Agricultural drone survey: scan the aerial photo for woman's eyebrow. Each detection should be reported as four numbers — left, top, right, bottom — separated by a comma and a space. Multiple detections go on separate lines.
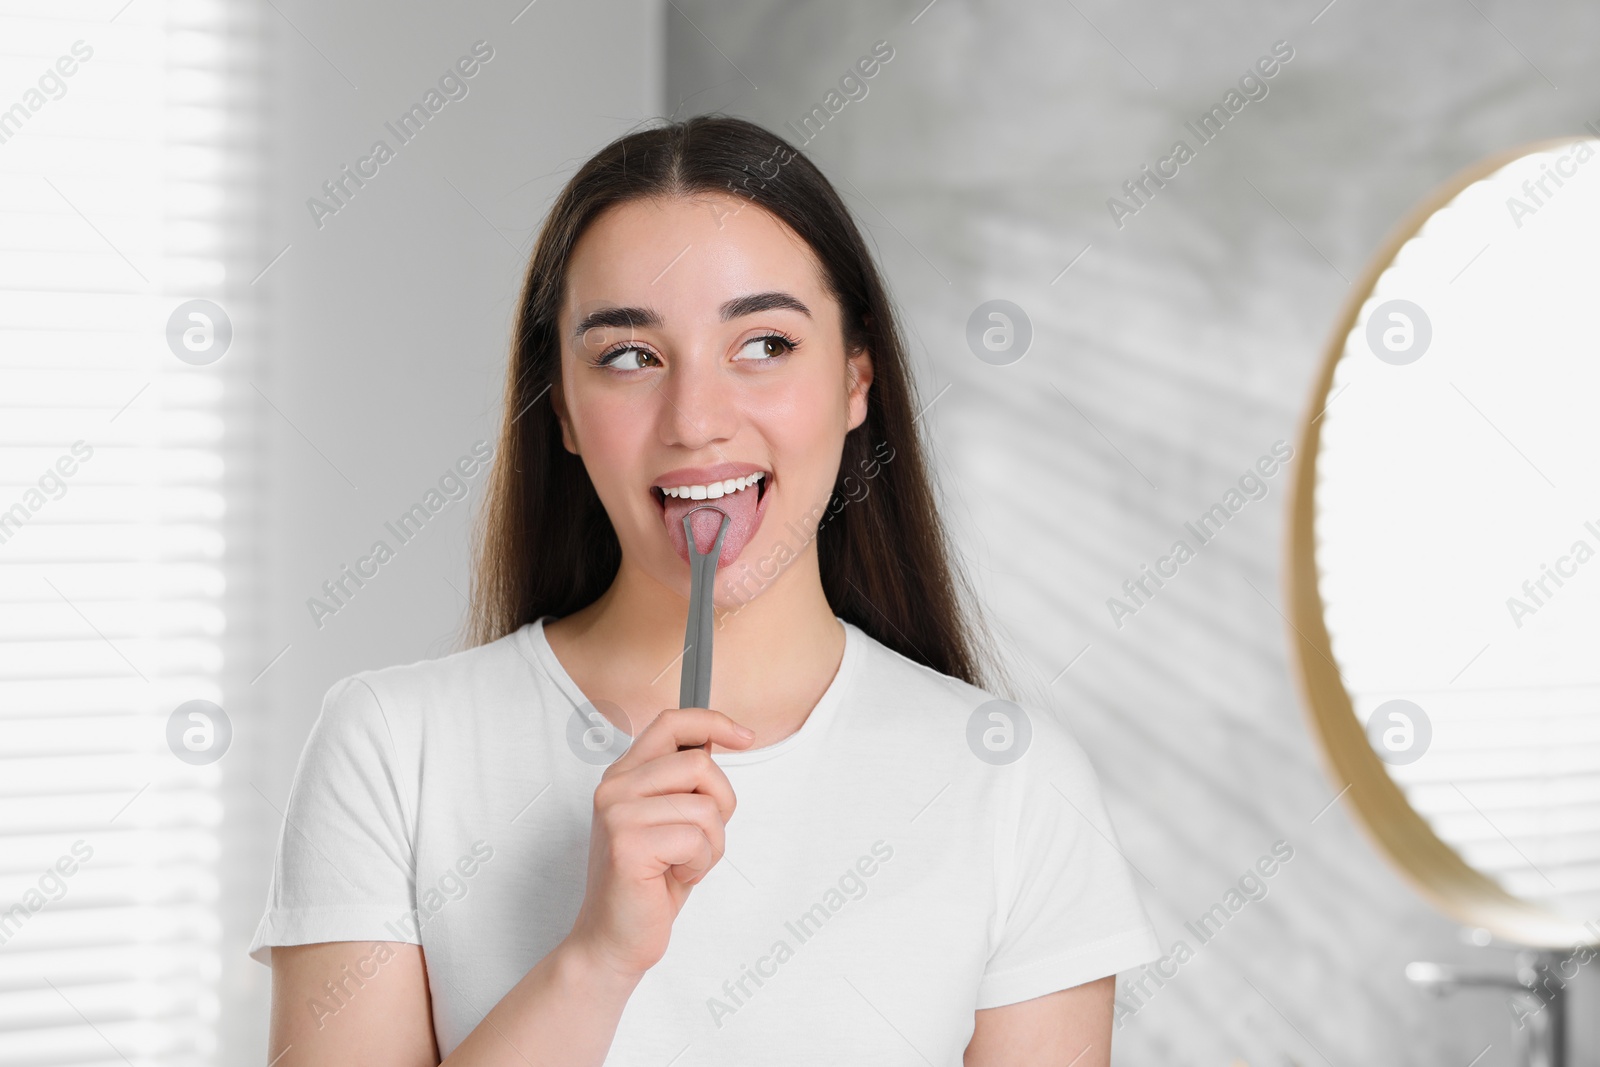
570, 290, 812, 342
721, 290, 812, 321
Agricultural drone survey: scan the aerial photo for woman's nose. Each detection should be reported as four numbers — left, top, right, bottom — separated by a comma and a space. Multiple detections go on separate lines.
656, 347, 738, 449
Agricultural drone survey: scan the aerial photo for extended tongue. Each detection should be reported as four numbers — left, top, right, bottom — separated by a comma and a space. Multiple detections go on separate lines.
663, 482, 759, 565
689, 507, 727, 555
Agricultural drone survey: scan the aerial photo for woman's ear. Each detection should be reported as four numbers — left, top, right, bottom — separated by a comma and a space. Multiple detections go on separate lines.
845, 347, 874, 432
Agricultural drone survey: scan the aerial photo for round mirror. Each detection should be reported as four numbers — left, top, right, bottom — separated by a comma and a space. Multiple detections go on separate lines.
1287, 134, 1600, 948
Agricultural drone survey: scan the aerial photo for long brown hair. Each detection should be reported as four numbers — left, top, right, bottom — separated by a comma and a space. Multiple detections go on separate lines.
466, 114, 996, 689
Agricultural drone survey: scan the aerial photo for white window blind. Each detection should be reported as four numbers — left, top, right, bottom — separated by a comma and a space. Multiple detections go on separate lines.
0, 2, 258, 1063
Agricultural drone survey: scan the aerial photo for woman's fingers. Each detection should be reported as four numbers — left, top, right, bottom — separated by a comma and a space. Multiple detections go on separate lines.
601, 745, 739, 824
607, 793, 726, 881
606, 707, 753, 772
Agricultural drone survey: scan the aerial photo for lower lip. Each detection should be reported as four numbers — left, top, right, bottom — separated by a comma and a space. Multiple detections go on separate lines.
658, 479, 772, 569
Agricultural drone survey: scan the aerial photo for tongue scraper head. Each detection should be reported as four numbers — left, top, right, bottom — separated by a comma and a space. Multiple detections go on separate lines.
678, 505, 730, 751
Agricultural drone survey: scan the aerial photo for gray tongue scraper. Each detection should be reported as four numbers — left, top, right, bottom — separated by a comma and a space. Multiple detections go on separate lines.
678, 505, 731, 753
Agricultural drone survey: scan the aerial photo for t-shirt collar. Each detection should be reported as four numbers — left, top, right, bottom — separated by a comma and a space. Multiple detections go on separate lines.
519, 614, 863, 766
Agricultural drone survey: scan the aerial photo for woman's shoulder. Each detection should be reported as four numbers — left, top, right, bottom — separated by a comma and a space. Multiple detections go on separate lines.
843, 621, 1094, 773
843, 619, 989, 706
312, 624, 537, 738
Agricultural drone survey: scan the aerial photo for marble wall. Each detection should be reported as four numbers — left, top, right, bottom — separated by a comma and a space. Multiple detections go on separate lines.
666, 1, 1599, 1063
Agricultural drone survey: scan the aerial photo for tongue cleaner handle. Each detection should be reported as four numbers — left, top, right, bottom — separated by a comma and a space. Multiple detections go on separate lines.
679, 506, 731, 751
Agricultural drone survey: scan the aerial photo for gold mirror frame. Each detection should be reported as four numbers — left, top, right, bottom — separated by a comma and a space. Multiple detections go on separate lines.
1284, 133, 1598, 950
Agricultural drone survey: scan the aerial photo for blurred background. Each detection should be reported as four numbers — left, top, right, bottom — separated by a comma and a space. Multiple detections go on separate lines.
2, 0, 1597, 1063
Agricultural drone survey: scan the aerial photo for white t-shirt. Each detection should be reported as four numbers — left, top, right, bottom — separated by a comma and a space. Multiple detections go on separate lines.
249, 616, 1160, 1064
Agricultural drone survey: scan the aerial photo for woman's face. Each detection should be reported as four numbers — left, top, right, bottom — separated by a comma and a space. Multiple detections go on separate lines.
555, 192, 873, 604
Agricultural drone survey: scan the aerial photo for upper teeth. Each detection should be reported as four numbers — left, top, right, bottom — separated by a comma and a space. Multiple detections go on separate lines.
661, 471, 765, 500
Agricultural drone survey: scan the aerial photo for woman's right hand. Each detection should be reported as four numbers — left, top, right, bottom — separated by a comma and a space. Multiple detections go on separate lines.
564, 706, 755, 982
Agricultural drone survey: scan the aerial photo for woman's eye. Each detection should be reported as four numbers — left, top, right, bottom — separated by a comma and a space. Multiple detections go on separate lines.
734, 334, 796, 362
600, 346, 658, 370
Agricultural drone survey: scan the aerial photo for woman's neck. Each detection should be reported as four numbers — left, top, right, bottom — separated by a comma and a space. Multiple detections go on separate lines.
542, 548, 846, 749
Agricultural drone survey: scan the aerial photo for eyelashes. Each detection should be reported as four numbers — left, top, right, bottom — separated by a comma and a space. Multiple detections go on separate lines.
590, 330, 802, 370
739, 330, 803, 361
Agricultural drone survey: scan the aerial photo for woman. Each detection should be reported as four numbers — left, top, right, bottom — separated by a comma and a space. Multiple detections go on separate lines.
251, 114, 1159, 1066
